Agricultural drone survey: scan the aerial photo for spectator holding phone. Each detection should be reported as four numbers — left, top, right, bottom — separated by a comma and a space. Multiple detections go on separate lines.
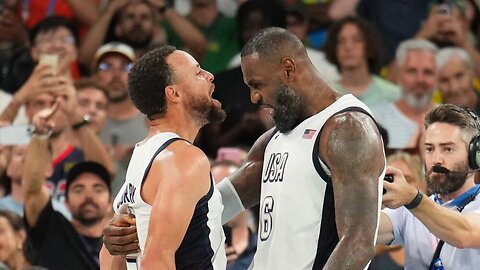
415, 0, 480, 78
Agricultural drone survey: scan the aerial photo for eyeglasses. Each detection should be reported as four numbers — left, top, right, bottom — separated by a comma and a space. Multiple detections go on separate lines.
98, 62, 133, 73
35, 35, 76, 46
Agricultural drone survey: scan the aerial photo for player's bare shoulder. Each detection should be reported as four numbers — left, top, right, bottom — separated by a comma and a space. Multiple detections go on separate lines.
152, 140, 211, 187
320, 111, 384, 177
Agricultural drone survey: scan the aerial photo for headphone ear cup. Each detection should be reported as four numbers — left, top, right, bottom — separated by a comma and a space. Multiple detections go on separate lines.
468, 134, 480, 170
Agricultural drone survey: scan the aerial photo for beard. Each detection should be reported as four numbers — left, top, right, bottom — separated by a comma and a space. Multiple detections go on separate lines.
107, 79, 129, 103
72, 199, 104, 226
273, 84, 303, 133
121, 25, 153, 49
187, 94, 226, 126
401, 91, 433, 110
426, 161, 469, 195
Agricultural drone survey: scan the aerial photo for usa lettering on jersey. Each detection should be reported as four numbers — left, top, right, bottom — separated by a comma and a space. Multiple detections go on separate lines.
116, 183, 137, 209
263, 153, 289, 183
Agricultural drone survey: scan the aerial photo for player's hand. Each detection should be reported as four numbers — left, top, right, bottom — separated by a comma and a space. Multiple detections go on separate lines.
225, 246, 238, 264
103, 212, 140, 255
382, 166, 419, 209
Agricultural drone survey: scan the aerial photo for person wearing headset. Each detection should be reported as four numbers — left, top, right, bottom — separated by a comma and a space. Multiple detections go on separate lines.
379, 103, 480, 270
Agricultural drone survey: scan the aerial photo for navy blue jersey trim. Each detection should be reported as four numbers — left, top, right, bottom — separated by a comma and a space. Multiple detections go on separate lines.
140, 137, 187, 187
195, 174, 215, 207
312, 184, 338, 269
312, 106, 375, 185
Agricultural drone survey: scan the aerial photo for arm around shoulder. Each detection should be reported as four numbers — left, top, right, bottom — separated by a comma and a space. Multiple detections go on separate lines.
220, 127, 275, 214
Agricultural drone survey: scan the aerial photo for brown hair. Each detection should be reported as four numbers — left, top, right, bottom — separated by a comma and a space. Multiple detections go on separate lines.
324, 16, 382, 72
74, 78, 109, 100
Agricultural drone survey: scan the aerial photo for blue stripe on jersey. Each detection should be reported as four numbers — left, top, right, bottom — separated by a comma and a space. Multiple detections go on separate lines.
311, 106, 374, 269
175, 176, 215, 270
140, 137, 187, 186
312, 183, 338, 269
139, 137, 216, 269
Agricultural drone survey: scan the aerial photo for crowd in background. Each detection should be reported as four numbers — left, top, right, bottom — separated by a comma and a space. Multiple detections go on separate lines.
0, 0, 479, 269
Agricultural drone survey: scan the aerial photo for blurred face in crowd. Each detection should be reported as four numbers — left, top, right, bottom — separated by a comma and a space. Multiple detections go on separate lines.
31, 26, 77, 74
95, 53, 131, 103
438, 57, 475, 106
76, 87, 108, 134
336, 23, 367, 71
388, 157, 427, 194
424, 122, 469, 195
398, 50, 437, 109
115, 1, 154, 49
66, 174, 110, 227
191, 0, 215, 8
5, 145, 26, 183
241, 10, 268, 45
0, 215, 26, 267
286, 13, 308, 42
25, 93, 68, 133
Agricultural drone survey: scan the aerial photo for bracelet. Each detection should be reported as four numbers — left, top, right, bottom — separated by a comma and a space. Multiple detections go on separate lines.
72, 115, 90, 130
28, 126, 53, 140
404, 190, 424, 210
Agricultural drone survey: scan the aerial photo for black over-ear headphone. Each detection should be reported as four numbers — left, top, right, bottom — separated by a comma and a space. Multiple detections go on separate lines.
462, 106, 480, 170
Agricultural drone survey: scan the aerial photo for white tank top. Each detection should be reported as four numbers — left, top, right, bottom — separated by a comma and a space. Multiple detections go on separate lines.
113, 132, 226, 270
251, 94, 385, 270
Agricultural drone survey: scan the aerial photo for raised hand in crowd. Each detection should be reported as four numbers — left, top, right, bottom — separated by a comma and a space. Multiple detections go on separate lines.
0, 64, 63, 123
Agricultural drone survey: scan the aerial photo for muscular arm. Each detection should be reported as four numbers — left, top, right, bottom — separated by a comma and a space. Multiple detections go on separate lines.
140, 142, 212, 269
321, 112, 385, 270
230, 129, 274, 207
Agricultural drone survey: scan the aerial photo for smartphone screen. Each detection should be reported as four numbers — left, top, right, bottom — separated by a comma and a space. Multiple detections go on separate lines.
0, 125, 31, 145
39, 53, 59, 73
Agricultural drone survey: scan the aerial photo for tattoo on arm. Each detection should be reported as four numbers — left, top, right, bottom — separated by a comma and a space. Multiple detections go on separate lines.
321, 112, 384, 269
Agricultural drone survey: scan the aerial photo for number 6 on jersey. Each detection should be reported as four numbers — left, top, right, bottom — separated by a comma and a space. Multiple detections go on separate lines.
260, 196, 274, 241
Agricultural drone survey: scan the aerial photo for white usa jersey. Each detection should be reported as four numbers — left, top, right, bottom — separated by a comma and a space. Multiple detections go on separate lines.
113, 132, 226, 270
251, 94, 384, 270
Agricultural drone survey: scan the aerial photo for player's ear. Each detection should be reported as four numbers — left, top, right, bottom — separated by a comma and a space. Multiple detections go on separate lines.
165, 85, 181, 104
281, 58, 295, 81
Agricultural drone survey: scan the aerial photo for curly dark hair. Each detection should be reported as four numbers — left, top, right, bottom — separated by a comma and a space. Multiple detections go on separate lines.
324, 16, 383, 72
128, 45, 176, 119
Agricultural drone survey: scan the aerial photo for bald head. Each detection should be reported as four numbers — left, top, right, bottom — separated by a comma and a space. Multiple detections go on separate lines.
241, 27, 308, 63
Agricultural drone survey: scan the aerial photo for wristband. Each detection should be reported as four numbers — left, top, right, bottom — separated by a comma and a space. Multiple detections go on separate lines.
217, 178, 245, 224
72, 115, 90, 130
405, 190, 423, 210
28, 126, 52, 140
